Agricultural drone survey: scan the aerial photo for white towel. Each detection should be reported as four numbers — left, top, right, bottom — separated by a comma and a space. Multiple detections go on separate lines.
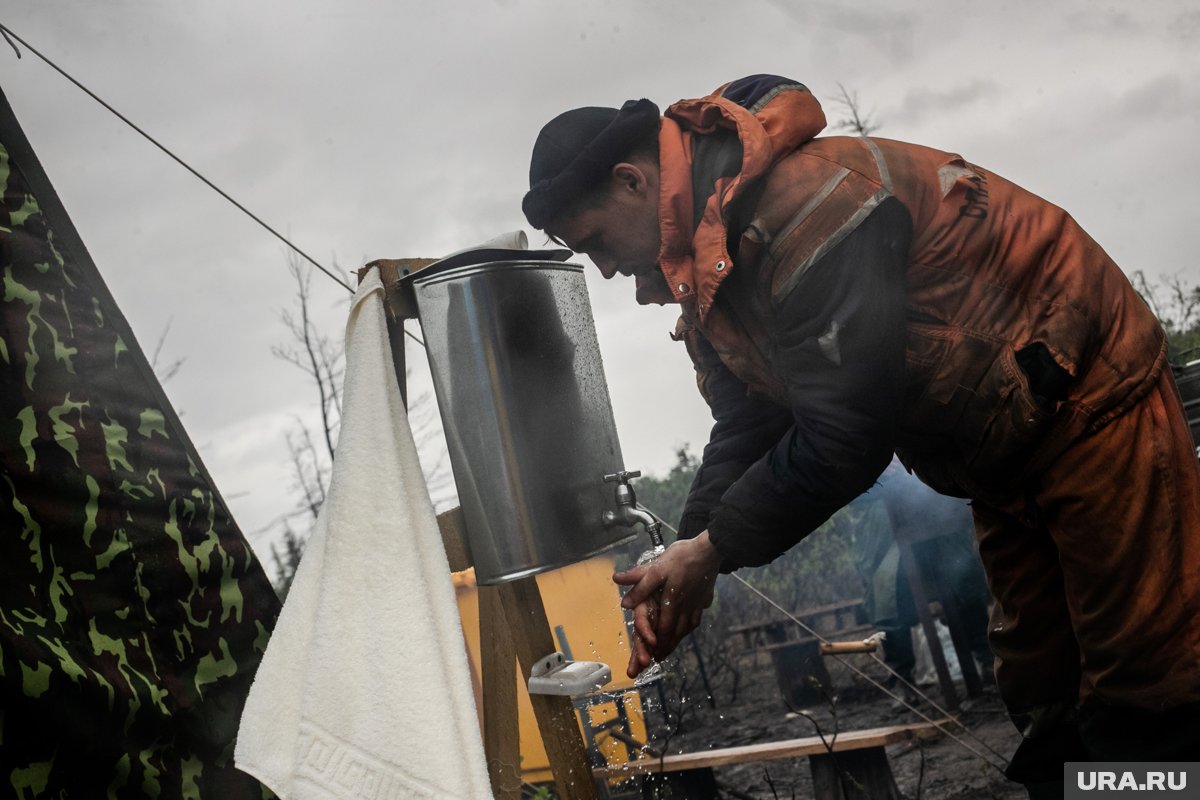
236, 269, 493, 800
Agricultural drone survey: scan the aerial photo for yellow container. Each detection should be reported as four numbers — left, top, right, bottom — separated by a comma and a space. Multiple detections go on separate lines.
452, 554, 650, 786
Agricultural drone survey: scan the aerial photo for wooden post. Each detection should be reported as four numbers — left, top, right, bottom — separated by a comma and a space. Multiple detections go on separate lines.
363, 257, 437, 409
498, 576, 599, 800
896, 540, 959, 711
480, 586, 521, 799
767, 637, 833, 709
434, 497, 598, 796
809, 748, 902, 800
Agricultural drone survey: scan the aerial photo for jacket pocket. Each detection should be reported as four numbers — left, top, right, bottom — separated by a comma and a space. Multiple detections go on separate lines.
961, 345, 1058, 483
899, 320, 1061, 489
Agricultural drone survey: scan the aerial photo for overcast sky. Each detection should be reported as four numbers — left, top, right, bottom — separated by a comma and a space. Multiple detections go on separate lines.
3, 1, 1198, 562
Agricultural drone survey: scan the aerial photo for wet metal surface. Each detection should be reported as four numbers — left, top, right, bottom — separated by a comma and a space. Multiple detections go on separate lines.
413, 260, 631, 584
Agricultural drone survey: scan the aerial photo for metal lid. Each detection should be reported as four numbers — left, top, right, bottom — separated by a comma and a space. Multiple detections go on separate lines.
402, 244, 573, 286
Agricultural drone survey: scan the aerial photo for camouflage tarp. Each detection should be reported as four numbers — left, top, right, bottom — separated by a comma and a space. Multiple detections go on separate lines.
0, 86, 280, 797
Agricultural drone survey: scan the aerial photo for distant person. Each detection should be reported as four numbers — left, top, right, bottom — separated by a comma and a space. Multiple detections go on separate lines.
520, 74, 1200, 795
871, 462, 994, 681
846, 462, 993, 707
841, 491, 920, 702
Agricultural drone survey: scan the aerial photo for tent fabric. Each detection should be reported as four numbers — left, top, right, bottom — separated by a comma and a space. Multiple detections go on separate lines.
0, 86, 280, 798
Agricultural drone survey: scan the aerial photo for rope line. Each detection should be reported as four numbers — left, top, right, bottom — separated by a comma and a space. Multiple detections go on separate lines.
404, 324, 425, 347
643, 509, 1010, 774
0, 22, 354, 295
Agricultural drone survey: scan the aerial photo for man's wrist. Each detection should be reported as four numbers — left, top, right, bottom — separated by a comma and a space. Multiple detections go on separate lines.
693, 530, 724, 573
696, 526, 740, 574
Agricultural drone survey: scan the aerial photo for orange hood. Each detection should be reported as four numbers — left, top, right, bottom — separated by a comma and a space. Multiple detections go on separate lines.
653, 78, 826, 320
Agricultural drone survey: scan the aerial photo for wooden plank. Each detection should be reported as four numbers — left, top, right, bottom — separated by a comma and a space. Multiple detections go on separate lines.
383, 312, 409, 408
819, 639, 879, 656
498, 576, 598, 800
791, 598, 867, 619
756, 624, 877, 654
591, 721, 944, 778
480, 586, 521, 800
727, 620, 787, 635
436, 506, 472, 572
359, 261, 437, 411
361, 257, 437, 321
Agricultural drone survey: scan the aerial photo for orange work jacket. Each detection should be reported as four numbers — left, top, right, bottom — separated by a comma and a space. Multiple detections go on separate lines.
657, 80, 1165, 500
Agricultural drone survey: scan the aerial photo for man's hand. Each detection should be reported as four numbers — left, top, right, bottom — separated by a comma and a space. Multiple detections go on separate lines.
613, 531, 722, 678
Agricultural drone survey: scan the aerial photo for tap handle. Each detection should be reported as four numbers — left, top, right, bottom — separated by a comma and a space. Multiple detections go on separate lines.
603, 470, 642, 484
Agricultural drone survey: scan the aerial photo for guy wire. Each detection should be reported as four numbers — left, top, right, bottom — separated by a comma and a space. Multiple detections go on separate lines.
644, 510, 1010, 774
0, 22, 355, 295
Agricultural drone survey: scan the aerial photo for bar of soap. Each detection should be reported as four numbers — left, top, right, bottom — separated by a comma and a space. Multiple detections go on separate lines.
527, 652, 612, 696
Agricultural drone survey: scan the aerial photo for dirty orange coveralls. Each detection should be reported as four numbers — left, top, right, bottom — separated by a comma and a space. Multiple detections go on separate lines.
654, 77, 1200, 753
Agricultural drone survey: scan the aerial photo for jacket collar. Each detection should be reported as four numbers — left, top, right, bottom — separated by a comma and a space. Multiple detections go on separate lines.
649, 82, 826, 322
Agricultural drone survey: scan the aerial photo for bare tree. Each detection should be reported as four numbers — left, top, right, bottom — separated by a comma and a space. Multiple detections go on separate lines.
262, 254, 345, 590
271, 251, 345, 464
267, 253, 456, 592
1132, 271, 1200, 338
270, 525, 306, 601
828, 83, 881, 138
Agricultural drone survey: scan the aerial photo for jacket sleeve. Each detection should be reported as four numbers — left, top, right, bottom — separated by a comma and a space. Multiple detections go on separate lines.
700, 197, 912, 569
676, 330, 793, 542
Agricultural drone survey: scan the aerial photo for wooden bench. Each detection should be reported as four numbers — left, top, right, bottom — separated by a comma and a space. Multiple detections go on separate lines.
593, 721, 944, 800
727, 598, 867, 651
756, 624, 880, 656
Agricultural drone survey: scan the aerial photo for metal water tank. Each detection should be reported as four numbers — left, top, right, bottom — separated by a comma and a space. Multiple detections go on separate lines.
409, 251, 632, 584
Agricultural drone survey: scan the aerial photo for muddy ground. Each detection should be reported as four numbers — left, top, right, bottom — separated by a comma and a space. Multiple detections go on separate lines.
609, 646, 1026, 800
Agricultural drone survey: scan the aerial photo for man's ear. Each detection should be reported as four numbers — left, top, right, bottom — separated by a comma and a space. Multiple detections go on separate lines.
610, 162, 650, 196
